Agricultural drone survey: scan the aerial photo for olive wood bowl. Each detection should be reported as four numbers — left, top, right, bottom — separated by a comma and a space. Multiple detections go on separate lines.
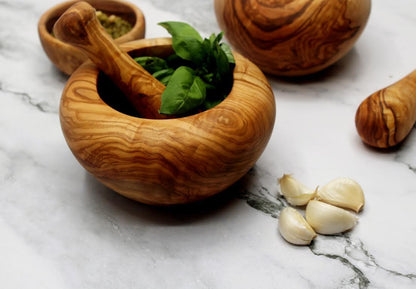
60, 38, 276, 205
38, 0, 145, 75
215, 0, 371, 76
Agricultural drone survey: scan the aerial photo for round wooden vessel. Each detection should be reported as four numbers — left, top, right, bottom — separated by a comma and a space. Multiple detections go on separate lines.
60, 38, 276, 205
215, 0, 371, 76
38, 0, 145, 75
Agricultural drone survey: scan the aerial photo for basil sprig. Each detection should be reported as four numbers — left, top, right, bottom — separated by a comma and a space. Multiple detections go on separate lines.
134, 21, 235, 115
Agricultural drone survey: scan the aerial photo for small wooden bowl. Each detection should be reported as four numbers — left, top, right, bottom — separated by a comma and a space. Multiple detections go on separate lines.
38, 0, 145, 75
60, 38, 276, 205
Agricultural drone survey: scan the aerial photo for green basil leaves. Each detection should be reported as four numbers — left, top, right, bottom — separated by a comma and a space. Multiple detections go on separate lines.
160, 66, 206, 115
159, 21, 205, 65
134, 21, 235, 116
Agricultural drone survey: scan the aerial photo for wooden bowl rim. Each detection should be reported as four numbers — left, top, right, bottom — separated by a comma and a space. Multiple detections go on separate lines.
66, 37, 273, 124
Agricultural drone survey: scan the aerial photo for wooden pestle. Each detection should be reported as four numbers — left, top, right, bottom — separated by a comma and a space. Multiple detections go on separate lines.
53, 1, 166, 119
355, 70, 416, 148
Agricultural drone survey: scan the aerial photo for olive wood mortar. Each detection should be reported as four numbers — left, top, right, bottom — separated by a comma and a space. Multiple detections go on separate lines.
55, 4, 276, 205
214, 0, 371, 76
38, 0, 145, 75
355, 70, 416, 148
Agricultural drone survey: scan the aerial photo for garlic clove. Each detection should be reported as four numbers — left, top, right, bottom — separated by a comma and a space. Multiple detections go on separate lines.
278, 174, 317, 206
317, 177, 365, 212
278, 207, 317, 245
305, 200, 358, 235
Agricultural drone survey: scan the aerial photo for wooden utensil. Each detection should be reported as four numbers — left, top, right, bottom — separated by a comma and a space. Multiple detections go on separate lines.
38, 0, 145, 75
355, 70, 416, 148
56, 4, 276, 205
53, 1, 164, 118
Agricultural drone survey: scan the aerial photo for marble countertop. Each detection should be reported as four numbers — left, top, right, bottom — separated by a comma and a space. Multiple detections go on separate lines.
1, 0, 416, 288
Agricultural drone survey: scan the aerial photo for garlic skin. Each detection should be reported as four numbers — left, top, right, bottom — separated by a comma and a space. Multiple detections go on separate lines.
305, 200, 358, 235
317, 177, 365, 212
278, 207, 317, 245
278, 174, 317, 206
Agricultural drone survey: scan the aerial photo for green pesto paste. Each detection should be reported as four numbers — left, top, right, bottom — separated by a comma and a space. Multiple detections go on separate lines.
95, 10, 132, 39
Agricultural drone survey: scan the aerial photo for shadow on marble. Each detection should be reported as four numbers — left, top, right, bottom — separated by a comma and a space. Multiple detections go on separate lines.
358, 127, 416, 154
268, 47, 361, 85
83, 172, 243, 225
53, 67, 70, 82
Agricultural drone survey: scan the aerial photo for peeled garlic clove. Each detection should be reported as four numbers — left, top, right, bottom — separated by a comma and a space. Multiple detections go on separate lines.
278, 174, 317, 206
317, 177, 365, 212
305, 200, 358, 235
278, 207, 317, 245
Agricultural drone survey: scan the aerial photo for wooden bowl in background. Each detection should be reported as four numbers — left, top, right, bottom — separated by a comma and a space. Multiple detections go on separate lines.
214, 0, 371, 76
59, 38, 276, 205
38, 0, 145, 75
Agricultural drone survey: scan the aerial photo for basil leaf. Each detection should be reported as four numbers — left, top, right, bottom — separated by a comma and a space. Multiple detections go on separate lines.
159, 21, 205, 65
213, 32, 224, 45
214, 42, 231, 83
209, 33, 217, 44
158, 21, 203, 42
166, 53, 190, 68
220, 42, 235, 66
202, 72, 214, 83
152, 68, 174, 86
159, 66, 206, 115
134, 56, 168, 74
202, 33, 220, 67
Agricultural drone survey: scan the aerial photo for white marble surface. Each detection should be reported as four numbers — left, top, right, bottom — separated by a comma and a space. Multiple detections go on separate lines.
1, 0, 416, 288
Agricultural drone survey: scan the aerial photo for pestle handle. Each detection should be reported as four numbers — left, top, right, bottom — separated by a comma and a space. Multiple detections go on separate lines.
53, 1, 166, 119
355, 70, 416, 148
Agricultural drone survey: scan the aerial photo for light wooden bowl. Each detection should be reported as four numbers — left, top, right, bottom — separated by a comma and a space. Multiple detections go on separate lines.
38, 0, 145, 75
60, 38, 276, 205
214, 0, 371, 76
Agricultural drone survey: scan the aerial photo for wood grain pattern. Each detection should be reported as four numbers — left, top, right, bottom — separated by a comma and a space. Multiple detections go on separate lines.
53, 1, 164, 119
355, 70, 416, 148
214, 0, 371, 76
38, 0, 145, 75
60, 38, 276, 205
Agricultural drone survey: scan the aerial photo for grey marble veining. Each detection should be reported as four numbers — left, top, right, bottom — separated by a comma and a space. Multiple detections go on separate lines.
239, 167, 416, 288
1, 0, 416, 288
